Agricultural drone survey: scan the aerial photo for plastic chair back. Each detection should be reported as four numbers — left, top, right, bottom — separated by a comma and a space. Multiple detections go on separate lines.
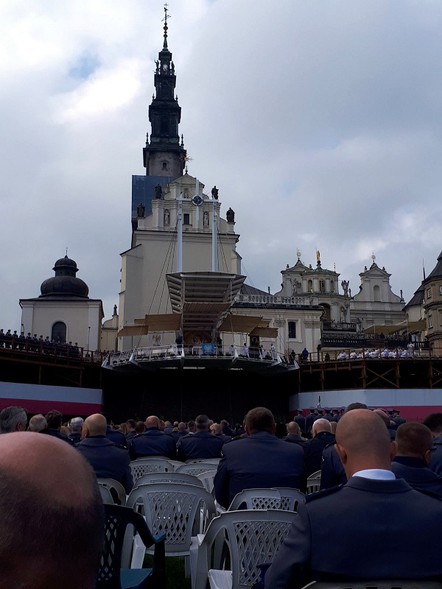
97, 478, 127, 505
96, 504, 166, 589
134, 471, 204, 488
98, 484, 115, 504
271, 487, 306, 512
126, 482, 217, 557
129, 457, 175, 483
192, 509, 297, 589
228, 488, 282, 510
306, 469, 322, 493
197, 469, 217, 494
176, 462, 219, 477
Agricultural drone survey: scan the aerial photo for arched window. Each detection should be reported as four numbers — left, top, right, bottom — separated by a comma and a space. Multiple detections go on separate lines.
373, 285, 381, 302
52, 322, 66, 344
308, 279, 313, 292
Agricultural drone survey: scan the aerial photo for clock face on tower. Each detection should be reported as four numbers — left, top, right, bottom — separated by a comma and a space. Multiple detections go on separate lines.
192, 195, 203, 206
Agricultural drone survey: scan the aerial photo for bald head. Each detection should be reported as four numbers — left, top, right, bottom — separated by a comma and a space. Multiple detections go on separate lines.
145, 415, 161, 429
0, 432, 103, 588
83, 413, 107, 437
312, 418, 332, 436
335, 409, 394, 477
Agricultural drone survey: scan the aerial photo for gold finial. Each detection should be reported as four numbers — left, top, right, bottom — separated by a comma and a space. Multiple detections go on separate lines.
371, 252, 376, 263
296, 248, 301, 260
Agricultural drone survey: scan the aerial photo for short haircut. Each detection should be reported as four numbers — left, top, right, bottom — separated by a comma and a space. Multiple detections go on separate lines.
396, 422, 433, 456
0, 406, 27, 433
345, 402, 368, 412
245, 407, 275, 434
45, 409, 63, 429
195, 414, 210, 429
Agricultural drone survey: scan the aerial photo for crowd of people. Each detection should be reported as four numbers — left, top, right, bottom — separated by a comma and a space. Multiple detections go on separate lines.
0, 328, 83, 358
1, 402, 442, 587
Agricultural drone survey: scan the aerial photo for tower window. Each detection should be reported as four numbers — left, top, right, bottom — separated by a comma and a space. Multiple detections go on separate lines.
183, 213, 190, 225
162, 161, 168, 171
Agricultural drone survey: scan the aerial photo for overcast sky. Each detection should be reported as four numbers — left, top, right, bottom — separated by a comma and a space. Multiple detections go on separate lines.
1, 0, 442, 331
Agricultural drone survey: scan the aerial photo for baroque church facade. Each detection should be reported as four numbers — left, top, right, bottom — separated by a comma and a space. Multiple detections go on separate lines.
19, 9, 442, 359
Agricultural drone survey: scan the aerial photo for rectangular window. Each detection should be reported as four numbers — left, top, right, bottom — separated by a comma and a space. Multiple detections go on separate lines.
427, 288, 432, 299
183, 213, 190, 225
288, 321, 297, 339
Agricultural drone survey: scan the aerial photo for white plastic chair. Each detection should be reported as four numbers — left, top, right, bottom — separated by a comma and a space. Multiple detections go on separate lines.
191, 509, 298, 589
98, 484, 115, 504
306, 469, 322, 493
126, 481, 217, 576
176, 462, 220, 477
272, 487, 306, 512
129, 457, 176, 483
228, 488, 282, 511
227, 487, 305, 512
196, 469, 217, 494
134, 471, 204, 488
97, 478, 127, 506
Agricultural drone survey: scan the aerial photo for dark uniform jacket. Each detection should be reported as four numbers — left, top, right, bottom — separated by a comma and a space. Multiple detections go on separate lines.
76, 435, 133, 493
303, 431, 335, 476
392, 456, 442, 498
129, 427, 177, 460
214, 431, 306, 509
265, 476, 442, 589
176, 431, 224, 461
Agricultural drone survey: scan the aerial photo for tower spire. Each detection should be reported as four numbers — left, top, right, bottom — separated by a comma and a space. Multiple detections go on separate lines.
162, 3, 170, 50
142, 4, 186, 178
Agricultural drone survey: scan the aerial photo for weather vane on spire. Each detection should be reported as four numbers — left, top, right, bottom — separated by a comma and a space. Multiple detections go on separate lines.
162, 3, 171, 48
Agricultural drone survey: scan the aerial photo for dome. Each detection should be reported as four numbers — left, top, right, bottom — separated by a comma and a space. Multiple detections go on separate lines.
39, 255, 89, 298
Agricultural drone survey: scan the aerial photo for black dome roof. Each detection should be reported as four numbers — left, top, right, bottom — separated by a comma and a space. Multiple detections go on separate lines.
40, 255, 89, 298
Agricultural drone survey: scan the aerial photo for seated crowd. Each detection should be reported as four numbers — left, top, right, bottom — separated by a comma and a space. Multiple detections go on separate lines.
1, 402, 442, 587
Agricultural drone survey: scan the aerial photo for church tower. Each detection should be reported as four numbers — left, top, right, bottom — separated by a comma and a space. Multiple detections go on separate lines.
143, 5, 186, 178
131, 5, 187, 232
119, 10, 241, 351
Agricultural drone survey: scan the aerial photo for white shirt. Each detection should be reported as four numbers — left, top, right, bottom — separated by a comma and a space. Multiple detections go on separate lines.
353, 469, 395, 480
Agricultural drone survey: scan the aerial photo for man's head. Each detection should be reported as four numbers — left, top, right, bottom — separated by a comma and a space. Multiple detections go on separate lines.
373, 408, 392, 428
83, 413, 107, 437
69, 417, 84, 433
45, 410, 63, 430
286, 421, 301, 436
395, 422, 433, 464
423, 413, 442, 437
145, 415, 161, 429
335, 408, 395, 478
311, 418, 332, 437
195, 414, 210, 431
28, 414, 48, 433
0, 432, 104, 588
210, 422, 223, 436
0, 406, 28, 433
244, 407, 276, 435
